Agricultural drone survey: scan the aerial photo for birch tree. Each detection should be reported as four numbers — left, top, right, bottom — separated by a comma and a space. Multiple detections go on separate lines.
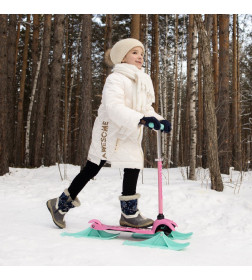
151, 14, 159, 112
143, 14, 150, 166
144, 14, 149, 73
172, 14, 179, 166
167, 15, 178, 168
184, 14, 193, 170
162, 14, 169, 166
175, 15, 186, 166
188, 15, 197, 180
197, 19, 203, 168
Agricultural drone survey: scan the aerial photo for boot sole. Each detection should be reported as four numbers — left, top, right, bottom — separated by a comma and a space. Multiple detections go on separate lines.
120, 220, 153, 228
46, 201, 65, 229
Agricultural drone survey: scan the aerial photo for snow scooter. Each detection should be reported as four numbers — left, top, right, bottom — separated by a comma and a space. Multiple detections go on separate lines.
62, 123, 193, 250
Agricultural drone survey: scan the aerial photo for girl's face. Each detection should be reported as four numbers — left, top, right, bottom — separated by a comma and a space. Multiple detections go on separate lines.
122, 46, 144, 69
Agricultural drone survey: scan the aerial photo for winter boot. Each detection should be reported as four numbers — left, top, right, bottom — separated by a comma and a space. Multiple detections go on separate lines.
119, 193, 154, 228
46, 189, 81, 229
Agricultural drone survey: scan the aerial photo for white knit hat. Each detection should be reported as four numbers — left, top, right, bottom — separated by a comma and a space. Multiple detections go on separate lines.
107, 38, 144, 66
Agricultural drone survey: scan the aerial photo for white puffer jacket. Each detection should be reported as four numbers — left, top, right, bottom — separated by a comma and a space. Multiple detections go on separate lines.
87, 64, 163, 169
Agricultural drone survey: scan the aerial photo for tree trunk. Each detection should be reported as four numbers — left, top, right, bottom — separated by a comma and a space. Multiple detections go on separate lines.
103, 14, 113, 82
44, 14, 65, 166
69, 21, 82, 165
143, 14, 150, 167
149, 14, 159, 166
14, 15, 21, 81
7, 14, 17, 166
168, 14, 178, 168
197, 23, 203, 168
172, 14, 179, 167
144, 14, 149, 73
236, 17, 242, 170
29, 14, 40, 165
77, 14, 92, 168
0, 14, 9, 175
217, 14, 230, 174
32, 15, 40, 83
151, 14, 159, 112
184, 14, 193, 171
140, 14, 146, 45
33, 15, 52, 167
232, 14, 242, 171
176, 15, 186, 167
131, 14, 140, 39
212, 14, 219, 106
195, 14, 224, 192
162, 14, 169, 167
189, 15, 197, 180
73, 69, 81, 164
64, 15, 69, 172
25, 26, 43, 166
15, 14, 30, 166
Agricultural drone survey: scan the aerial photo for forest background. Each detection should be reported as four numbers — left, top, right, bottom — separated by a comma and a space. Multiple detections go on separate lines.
0, 6, 252, 191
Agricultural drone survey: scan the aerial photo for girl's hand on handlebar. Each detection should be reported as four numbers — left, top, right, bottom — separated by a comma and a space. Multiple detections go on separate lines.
139, 117, 161, 130
160, 120, 171, 133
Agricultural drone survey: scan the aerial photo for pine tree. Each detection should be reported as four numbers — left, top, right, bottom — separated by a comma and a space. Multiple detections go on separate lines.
33, 15, 52, 167
7, 14, 17, 166
44, 15, 65, 166
77, 14, 93, 168
15, 15, 30, 166
0, 14, 9, 175
195, 14, 224, 191
131, 14, 140, 39
217, 14, 230, 174
232, 14, 242, 171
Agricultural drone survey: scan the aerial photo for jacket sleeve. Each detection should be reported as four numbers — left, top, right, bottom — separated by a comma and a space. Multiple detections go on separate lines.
103, 73, 144, 129
143, 74, 164, 121
144, 104, 164, 121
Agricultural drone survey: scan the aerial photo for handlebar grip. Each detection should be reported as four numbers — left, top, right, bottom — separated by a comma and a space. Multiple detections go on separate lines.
148, 122, 164, 130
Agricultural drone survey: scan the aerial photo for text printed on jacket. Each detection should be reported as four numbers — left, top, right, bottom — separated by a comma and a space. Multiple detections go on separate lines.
101, 121, 108, 159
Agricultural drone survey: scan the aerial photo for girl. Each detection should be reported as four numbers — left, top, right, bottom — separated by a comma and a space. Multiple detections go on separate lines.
47, 38, 171, 229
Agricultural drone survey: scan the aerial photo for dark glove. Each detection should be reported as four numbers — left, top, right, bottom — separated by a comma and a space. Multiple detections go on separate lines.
160, 119, 171, 133
139, 116, 161, 130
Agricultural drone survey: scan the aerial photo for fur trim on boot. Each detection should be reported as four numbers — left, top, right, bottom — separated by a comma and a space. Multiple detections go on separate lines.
119, 193, 153, 228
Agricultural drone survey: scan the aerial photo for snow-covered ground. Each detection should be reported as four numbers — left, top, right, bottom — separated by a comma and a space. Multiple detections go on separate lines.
0, 164, 252, 271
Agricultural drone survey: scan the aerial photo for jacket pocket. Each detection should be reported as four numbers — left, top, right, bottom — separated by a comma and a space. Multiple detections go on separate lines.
115, 139, 120, 151
117, 126, 130, 140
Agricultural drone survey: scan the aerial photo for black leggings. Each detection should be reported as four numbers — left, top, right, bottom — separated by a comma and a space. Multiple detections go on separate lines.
68, 160, 140, 199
